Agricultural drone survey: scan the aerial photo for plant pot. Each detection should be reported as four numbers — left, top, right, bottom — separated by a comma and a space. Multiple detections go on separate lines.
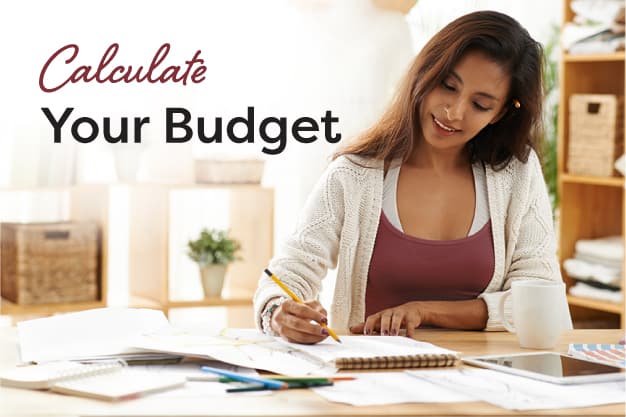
199, 264, 227, 298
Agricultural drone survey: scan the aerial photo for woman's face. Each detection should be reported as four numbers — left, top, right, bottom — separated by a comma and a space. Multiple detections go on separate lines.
419, 50, 511, 153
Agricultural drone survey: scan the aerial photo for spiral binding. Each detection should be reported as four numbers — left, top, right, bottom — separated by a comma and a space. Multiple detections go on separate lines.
335, 353, 458, 370
52, 360, 127, 383
0, 359, 129, 390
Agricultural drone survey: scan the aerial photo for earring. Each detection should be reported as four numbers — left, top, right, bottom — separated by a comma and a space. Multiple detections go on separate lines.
513, 99, 521, 109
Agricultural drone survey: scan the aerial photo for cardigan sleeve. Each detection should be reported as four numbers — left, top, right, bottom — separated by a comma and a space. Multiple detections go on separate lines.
253, 161, 346, 330
480, 153, 573, 331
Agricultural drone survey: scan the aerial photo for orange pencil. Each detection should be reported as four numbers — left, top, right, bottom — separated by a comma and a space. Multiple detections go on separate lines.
264, 269, 342, 343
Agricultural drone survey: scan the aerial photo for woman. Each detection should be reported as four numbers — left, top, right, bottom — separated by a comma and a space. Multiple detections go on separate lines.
254, 10, 571, 344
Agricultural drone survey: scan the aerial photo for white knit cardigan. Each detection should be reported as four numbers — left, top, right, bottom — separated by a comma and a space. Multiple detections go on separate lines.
254, 151, 572, 333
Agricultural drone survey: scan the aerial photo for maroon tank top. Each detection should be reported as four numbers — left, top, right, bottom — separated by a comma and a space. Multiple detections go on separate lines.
365, 212, 494, 317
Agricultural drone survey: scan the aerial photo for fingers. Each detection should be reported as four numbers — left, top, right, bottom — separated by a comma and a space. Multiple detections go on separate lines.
363, 313, 380, 335
279, 325, 328, 344
390, 313, 404, 336
284, 300, 327, 325
403, 306, 423, 339
379, 310, 393, 336
405, 317, 420, 339
349, 322, 364, 334
362, 310, 395, 335
379, 310, 405, 336
271, 300, 328, 344
305, 300, 328, 318
358, 303, 424, 337
272, 300, 424, 343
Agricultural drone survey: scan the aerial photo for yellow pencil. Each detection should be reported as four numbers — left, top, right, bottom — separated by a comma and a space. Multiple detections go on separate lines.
264, 268, 341, 343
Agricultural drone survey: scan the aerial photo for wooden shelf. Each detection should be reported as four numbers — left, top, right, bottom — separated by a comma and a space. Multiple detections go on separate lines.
563, 52, 625, 62
130, 295, 254, 311
566, 295, 623, 314
129, 296, 253, 310
128, 295, 165, 311
166, 298, 253, 309
560, 174, 625, 187
0, 298, 106, 315
558, 0, 625, 329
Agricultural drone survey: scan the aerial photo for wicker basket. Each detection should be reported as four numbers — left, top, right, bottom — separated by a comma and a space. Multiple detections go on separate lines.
194, 159, 265, 184
568, 94, 624, 177
0, 222, 100, 305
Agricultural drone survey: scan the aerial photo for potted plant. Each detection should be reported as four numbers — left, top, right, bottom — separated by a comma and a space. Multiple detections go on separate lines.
186, 228, 241, 298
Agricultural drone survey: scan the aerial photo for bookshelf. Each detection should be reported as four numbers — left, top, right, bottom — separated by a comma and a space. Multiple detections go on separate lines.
557, 0, 625, 328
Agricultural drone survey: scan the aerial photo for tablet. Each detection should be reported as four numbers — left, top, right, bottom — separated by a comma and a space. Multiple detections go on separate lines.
462, 352, 625, 384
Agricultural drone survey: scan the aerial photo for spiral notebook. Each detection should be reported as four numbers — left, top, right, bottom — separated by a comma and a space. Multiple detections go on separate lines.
282, 335, 459, 370
132, 329, 459, 375
0, 361, 185, 401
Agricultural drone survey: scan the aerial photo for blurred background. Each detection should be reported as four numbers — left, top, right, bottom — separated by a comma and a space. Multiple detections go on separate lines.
0, 0, 623, 330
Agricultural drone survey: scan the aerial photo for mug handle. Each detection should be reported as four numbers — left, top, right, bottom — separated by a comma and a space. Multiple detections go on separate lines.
498, 291, 516, 333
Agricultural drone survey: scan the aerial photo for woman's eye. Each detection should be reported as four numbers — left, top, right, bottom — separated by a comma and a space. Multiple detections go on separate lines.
442, 82, 455, 91
473, 102, 490, 112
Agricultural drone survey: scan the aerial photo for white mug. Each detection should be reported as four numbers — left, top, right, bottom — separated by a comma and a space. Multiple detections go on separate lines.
498, 280, 568, 349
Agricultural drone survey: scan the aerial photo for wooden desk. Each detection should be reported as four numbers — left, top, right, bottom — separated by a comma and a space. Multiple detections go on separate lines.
0, 327, 623, 417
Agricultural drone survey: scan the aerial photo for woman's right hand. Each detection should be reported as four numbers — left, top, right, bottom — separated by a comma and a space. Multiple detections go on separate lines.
271, 300, 329, 344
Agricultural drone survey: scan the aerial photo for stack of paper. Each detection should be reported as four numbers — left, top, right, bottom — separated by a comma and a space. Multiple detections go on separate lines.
407, 368, 625, 411
17, 308, 174, 363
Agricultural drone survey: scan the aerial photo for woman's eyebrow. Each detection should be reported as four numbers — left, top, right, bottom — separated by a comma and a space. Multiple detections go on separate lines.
449, 71, 501, 101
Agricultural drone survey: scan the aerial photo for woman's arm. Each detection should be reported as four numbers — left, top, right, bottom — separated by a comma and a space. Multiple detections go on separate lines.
350, 299, 488, 338
253, 160, 348, 338
479, 152, 572, 330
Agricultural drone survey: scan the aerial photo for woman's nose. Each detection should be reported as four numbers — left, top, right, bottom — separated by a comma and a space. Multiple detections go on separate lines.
445, 101, 464, 121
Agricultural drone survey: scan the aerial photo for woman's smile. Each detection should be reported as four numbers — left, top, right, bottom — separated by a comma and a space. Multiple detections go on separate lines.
432, 115, 460, 135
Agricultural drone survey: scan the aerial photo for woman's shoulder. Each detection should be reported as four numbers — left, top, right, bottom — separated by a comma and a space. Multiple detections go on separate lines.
488, 148, 543, 181
327, 154, 384, 178
315, 155, 384, 199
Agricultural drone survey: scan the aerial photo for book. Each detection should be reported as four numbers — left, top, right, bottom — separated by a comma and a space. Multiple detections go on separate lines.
0, 361, 185, 401
568, 343, 625, 368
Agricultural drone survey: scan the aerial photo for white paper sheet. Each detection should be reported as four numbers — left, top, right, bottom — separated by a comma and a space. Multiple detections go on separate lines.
17, 308, 170, 363
151, 381, 273, 398
130, 360, 258, 381
133, 329, 458, 376
127, 361, 269, 398
281, 335, 457, 362
408, 368, 626, 410
133, 328, 337, 375
312, 372, 472, 406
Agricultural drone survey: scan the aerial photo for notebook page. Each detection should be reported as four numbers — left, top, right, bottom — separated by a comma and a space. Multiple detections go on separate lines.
278, 336, 457, 363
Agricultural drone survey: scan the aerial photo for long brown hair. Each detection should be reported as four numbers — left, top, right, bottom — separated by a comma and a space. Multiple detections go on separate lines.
334, 10, 544, 170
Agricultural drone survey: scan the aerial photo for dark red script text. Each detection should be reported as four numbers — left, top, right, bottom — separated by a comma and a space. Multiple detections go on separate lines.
39, 43, 207, 93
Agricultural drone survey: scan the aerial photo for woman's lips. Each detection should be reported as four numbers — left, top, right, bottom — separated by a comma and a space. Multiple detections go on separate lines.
432, 115, 459, 136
